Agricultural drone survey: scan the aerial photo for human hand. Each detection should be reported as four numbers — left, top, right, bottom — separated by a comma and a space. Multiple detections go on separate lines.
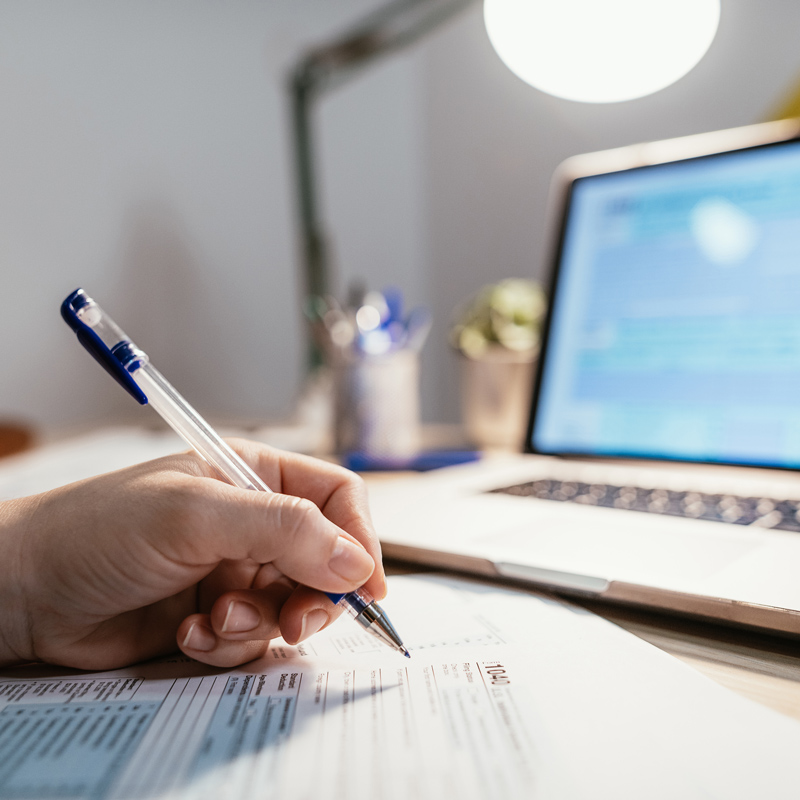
0, 439, 386, 670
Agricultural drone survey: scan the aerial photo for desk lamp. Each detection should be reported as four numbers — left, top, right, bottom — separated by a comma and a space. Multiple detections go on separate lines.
290, 0, 721, 368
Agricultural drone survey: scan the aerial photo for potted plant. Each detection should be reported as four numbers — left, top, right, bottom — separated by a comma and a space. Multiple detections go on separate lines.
451, 279, 547, 448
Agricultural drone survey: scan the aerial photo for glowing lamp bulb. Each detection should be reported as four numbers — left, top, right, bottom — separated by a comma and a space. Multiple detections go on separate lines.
484, 0, 721, 103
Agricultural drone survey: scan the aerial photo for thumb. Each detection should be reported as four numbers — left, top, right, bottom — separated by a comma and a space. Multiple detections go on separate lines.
170, 477, 376, 594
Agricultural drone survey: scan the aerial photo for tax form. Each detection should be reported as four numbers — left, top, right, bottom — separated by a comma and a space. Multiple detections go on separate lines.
2, 574, 800, 800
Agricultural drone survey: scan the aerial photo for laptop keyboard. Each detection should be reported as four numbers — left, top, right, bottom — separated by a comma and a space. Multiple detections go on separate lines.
490, 479, 800, 533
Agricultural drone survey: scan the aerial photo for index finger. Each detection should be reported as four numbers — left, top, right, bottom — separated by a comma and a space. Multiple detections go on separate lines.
226, 439, 388, 600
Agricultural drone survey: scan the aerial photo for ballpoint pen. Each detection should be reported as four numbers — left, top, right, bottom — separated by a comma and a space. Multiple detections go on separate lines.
61, 288, 410, 658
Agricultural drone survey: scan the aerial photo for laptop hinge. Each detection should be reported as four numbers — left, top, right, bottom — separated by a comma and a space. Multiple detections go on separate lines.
494, 562, 610, 595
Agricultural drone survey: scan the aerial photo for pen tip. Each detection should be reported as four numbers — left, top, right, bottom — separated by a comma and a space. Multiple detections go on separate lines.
402, 648, 411, 659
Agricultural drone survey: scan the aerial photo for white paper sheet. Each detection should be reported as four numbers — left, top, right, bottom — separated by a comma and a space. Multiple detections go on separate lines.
2, 574, 799, 800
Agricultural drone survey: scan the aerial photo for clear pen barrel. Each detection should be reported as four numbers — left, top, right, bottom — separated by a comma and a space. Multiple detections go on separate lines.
131, 362, 269, 493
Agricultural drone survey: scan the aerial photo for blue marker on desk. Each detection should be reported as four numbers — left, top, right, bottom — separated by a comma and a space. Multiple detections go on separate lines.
61, 288, 410, 658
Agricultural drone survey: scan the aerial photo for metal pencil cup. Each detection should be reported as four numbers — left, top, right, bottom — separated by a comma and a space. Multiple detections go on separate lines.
460, 348, 537, 449
332, 349, 421, 458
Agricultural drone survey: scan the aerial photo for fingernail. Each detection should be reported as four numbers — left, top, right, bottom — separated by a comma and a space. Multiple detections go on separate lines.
182, 622, 215, 652
222, 601, 261, 633
299, 609, 330, 641
328, 537, 373, 581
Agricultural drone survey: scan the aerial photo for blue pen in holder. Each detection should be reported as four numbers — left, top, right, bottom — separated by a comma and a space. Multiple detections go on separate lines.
311, 288, 429, 459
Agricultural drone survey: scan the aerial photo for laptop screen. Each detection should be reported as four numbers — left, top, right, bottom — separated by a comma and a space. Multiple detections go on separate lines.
531, 137, 800, 468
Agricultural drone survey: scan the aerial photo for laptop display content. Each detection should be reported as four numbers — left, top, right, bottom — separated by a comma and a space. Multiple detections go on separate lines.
532, 137, 800, 468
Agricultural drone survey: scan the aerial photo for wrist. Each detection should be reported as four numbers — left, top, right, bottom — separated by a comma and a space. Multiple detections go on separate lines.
0, 496, 36, 665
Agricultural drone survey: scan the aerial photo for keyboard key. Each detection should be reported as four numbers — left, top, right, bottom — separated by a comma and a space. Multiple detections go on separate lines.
490, 480, 800, 534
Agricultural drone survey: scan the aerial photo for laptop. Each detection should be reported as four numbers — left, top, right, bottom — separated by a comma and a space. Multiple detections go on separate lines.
367, 118, 800, 636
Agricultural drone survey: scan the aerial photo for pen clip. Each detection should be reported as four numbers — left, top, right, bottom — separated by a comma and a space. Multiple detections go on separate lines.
61, 288, 148, 405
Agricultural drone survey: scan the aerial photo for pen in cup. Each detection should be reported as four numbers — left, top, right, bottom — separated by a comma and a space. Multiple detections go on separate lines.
61, 288, 410, 658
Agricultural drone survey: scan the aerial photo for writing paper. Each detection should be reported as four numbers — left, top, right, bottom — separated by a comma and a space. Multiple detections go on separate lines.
2, 575, 799, 800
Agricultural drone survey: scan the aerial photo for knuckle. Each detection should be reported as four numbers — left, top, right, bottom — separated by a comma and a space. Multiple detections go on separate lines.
343, 469, 367, 495
329, 461, 363, 487
278, 496, 320, 542
331, 466, 370, 511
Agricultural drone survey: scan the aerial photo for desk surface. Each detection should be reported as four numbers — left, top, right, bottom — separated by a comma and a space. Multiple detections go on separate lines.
583, 599, 800, 722
384, 561, 800, 722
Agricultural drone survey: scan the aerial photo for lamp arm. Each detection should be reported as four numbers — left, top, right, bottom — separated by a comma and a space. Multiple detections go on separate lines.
294, 0, 476, 97
289, 0, 477, 364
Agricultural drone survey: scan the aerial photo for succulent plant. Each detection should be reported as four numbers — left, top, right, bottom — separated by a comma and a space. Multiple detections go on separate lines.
451, 279, 547, 358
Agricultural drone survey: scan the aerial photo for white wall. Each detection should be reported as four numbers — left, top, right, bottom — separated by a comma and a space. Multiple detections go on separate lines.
2, 1, 800, 435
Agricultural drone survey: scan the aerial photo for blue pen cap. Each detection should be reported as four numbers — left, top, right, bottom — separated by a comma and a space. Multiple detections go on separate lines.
61, 289, 149, 404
